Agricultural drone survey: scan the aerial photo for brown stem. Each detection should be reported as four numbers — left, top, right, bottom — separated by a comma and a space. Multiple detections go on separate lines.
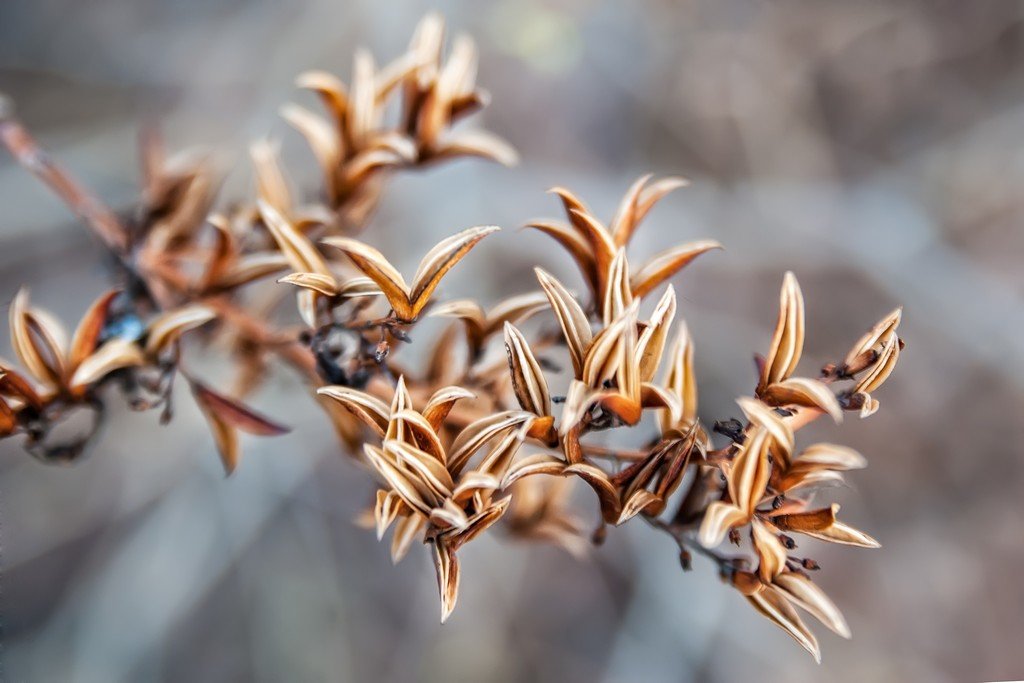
642, 514, 742, 575
0, 98, 128, 253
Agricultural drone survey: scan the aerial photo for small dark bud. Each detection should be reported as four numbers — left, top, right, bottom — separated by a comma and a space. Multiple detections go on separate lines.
801, 558, 820, 571
772, 495, 785, 510
591, 524, 607, 546
679, 549, 693, 571
713, 418, 744, 442
840, 391, 866, 410
779, 534, 796, 550
728, 528, 741, 546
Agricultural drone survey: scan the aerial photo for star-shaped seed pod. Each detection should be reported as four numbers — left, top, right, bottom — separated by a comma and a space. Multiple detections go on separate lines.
697, 422, 781, 548
7, 288, 215, 401
323, 225, 500, 323
730, 518, 852, 663
281, 13, 515, 225
321, 375, 562, 621
565, 425, 703, 526
754, 272, 843, 421
840, 307, 903, 417
527, 175, 721, 305
2, 288, 287, 470
536, 268, 682, 430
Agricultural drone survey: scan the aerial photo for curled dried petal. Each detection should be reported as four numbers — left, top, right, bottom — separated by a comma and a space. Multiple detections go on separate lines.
250, 139, 292, 213
215, 253, 290, 290
772, 503, 880, 548
278, 272, 339, 296
432, 541, 461, 623
374, 489, 407, 540
845, 307, 902, 368
635, 285, 676, 382
431, 130, 518, 167
729, 427, 772, 515
661, 321, 698, 432
323, 235, 411, 318
610, 174, 690, 247
535, 268, 592, 378
737, 396, 795, 463
69, 338, 145, 390
500, 453, 566, 489
390, 514, 426, 564
10, 289, 65, 388
448, 411, 534, 475
601, 249, 633, 325
793, 443, 866, 471
68, 290, 120, 372
364, 444, 433, 516
746, 585, 821, 664
503, 322, 550, 417
280, 103, 342, 204
422, 385, 475, 431
630, 240, 722, 299
763, 377, 842, 423
773, 572, 851, 639
752, 518, 787, 582
408, 225, 500, 317
385, 439, 454, 498
697, 501, 748, 547
258, 200, 331, 277
145, 305, 217, 355
759, 272, 804, 391
564, 462, 621, 524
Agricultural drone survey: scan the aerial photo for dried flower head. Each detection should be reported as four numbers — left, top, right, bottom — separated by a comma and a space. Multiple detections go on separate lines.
0, 13, 905, 663
281, 13, 515, 226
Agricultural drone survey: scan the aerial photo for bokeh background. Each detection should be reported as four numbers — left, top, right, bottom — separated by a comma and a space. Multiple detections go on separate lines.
2, 1, 1023, 681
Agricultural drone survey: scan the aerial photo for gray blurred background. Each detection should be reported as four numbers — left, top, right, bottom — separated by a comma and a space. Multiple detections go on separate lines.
2, 1, 1023, 681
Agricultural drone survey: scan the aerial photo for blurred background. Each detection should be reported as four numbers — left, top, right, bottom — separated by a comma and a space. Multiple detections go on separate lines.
2, 1, 1023, 681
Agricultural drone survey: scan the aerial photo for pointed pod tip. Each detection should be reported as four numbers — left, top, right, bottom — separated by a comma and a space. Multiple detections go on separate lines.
294, 69, 334, 89
278, 102, 300, 119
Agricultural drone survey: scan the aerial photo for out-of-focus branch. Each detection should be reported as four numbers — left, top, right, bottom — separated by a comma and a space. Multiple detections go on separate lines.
0, 94, 129, 253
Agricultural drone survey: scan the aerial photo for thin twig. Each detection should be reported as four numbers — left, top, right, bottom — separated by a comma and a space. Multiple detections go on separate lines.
0, 96, 128, 253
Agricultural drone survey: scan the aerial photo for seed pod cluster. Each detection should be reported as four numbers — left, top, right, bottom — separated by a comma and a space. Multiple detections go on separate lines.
0, 13, 903, 661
